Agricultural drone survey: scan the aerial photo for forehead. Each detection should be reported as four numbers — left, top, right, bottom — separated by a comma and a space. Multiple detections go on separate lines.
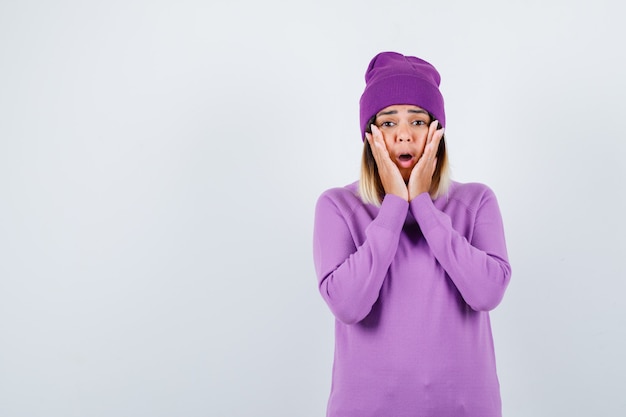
377, 104, 428, 116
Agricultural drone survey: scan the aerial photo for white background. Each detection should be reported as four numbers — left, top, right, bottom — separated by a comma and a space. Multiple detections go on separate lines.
1, 1, 625, 416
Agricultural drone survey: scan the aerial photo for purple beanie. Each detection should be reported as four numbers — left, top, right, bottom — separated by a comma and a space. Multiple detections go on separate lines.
359, 51, 445, 140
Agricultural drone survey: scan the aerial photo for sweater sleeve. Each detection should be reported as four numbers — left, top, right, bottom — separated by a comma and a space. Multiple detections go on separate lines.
313, 192, 408, 324
409, 188, 511, 311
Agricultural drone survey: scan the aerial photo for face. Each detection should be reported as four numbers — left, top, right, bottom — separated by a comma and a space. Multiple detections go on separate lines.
374, 104, 432, 181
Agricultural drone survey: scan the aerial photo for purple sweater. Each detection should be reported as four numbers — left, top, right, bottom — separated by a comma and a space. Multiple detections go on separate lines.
313, 181, 511, 417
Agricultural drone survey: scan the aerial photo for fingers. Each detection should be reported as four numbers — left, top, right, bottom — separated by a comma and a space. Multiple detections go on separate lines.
427, 120, 440, 143
422, 120, 444, 163
366, 125, 392, 167
366, 125, 386, 155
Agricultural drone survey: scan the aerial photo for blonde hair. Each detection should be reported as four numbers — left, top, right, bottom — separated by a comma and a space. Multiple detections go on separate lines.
358, 118, 451, 206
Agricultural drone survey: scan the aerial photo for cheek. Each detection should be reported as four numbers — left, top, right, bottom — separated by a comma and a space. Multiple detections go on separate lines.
415, 134, 428, 152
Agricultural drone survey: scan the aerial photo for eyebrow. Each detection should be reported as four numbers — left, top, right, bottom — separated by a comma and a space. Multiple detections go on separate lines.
377, 109, 429, 116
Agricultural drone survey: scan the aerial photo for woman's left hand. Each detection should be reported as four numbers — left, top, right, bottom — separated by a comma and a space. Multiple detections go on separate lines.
408, 120, 444, 200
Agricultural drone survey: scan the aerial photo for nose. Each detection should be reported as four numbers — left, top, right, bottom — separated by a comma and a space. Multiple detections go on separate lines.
396, 123, 411, 142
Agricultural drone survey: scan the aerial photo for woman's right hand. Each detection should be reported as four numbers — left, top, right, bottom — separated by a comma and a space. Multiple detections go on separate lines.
366, 125, 408, 201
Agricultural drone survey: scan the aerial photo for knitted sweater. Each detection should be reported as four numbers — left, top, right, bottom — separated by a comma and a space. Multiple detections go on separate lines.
313, 181, 511, 417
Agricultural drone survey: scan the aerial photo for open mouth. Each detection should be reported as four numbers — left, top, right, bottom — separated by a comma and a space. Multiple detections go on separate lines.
398, 154, 413, 162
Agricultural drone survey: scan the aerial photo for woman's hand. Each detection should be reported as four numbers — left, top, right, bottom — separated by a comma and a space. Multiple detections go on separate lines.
366, 125, 408, 201
408, 120, 444, 200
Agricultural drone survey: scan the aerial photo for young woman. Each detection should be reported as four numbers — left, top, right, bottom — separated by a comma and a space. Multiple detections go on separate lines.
313, 51, 512, 417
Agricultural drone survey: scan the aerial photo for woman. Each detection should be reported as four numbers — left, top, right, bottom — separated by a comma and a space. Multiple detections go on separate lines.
313, 51, 512, 417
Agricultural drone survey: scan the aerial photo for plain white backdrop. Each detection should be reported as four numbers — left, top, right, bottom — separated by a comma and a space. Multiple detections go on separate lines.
1, 1, 625, 416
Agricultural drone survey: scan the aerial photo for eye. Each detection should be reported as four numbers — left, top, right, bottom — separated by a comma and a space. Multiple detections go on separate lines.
379, 121, 395, 128
412, 120, 427, 126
